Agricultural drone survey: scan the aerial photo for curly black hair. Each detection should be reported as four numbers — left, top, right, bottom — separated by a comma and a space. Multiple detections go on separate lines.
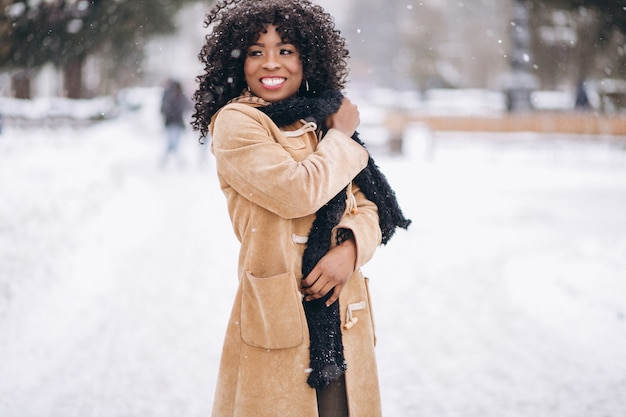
191, 0, 350, 138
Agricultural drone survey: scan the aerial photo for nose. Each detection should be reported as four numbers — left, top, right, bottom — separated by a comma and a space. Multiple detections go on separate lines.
262, 52, 281, 70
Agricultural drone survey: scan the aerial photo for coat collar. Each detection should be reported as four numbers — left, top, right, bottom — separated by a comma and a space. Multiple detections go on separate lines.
227, 90, 270, 107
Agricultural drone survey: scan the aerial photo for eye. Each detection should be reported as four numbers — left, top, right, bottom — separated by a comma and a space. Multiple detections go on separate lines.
247, 49, 262, 57
279, 48, 294, 55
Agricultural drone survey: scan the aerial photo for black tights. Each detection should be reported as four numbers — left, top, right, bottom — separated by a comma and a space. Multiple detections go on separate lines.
316, 375, 349, 417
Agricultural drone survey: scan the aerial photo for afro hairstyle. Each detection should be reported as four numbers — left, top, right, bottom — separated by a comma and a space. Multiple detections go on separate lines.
191, 0, 350, 138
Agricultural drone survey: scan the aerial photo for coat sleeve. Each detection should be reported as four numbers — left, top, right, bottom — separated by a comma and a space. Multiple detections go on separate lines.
212, 104, 369, 219
334, 183, 382, 268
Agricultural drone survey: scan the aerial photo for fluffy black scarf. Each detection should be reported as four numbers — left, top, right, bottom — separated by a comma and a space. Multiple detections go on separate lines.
260, 90, 411, 389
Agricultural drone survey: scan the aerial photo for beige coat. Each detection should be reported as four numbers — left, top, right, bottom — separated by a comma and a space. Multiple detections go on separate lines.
209, 99, 383, 417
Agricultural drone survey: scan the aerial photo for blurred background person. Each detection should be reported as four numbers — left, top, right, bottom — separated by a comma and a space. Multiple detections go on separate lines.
575, 80, 591, 111
160, 79, 190, 168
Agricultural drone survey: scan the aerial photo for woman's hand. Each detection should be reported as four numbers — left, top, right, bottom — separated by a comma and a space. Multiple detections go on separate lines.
301, 238, 357, 307
325, 97, 360, 138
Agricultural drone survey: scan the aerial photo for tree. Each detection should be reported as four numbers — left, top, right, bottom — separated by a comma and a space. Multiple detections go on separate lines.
0, 0, 198, 98
526, 0, 626, 87
343, 0, 510, 91
343, 0, 456, 91
531, 0, 626, 39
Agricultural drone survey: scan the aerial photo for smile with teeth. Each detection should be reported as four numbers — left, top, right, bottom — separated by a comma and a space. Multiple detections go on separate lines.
260, 77, 286, 87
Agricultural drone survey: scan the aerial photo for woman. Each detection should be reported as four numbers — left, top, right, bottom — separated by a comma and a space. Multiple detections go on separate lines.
192, 1, 410, 416
160, 79, 189, 167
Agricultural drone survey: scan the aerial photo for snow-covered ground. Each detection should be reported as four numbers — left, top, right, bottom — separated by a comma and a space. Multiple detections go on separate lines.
1, 96, 626, 417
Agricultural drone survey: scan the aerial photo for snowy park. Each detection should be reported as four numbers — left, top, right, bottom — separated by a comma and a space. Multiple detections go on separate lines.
1, 89, 626, 417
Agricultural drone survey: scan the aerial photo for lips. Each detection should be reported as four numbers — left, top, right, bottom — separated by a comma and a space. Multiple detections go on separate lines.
260, 77, 286, 89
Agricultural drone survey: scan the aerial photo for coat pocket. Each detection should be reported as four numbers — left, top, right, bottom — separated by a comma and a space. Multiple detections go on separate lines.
240, 271, 304, 349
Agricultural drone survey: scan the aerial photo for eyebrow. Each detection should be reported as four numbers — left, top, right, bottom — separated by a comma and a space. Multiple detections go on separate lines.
250, 41, 293, 47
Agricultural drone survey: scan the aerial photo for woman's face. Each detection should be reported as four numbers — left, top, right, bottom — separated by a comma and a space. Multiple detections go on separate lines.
244, 24, 303, 102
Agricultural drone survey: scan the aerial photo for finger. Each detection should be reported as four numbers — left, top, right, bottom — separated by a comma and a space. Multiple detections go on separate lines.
301, 267, 322, 288
302, 275, 323, 294
304, 281, 329, 300
305, 281, 333, 302
325, 285, 343, 307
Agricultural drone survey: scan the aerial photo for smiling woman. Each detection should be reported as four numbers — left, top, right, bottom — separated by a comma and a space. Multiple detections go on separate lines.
190, 1, 410, 417
191, 0, 350, 139
243, 25, 304, 102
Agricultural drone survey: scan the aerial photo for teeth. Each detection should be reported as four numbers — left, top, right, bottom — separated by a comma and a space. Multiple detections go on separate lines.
261, 78, 285, 86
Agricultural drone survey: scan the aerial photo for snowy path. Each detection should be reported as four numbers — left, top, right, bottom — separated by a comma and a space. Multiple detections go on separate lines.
1, 116, 626, 417
373, 133, 626, 416
0, 117, 238, 417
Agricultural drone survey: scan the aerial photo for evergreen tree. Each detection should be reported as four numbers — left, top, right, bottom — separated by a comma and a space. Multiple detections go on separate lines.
526, 0, 626, 86
528, 0, 625, 39
0, 0, 198, 98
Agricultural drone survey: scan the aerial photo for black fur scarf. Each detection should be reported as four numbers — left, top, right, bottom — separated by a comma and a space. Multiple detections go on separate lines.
260, 90, 411, 389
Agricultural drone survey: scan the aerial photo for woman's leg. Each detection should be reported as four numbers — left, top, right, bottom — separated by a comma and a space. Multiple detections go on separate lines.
316, 375, 349, 417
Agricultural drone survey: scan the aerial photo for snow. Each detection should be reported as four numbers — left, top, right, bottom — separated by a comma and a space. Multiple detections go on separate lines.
0, 95, 117, 122
422, 88, 507, 115
1, 90, 626, 417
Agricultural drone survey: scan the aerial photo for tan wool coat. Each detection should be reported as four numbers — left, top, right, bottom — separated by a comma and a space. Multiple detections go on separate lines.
209, 97, 383, 417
